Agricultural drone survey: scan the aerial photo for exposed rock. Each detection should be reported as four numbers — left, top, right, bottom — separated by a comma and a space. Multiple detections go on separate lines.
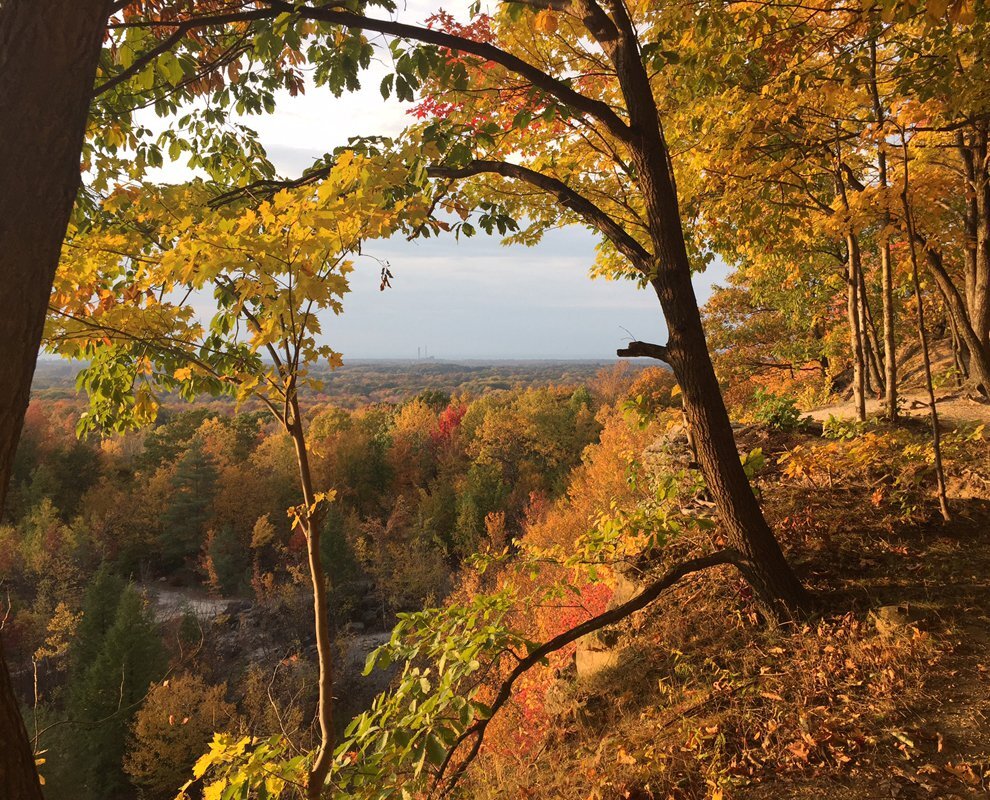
870, 603, 924, 637
575, 644, 620, 680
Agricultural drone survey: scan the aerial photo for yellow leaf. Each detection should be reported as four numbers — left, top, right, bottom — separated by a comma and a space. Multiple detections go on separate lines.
203, 781, 227, 800
192, 751, 216, 779
534, 10, 558, 33
174, 367, 192, 381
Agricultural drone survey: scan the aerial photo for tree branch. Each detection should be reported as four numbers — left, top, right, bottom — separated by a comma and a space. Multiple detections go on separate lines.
433, 548, 746, 797
268, 2, 631, 141
616, 340, 669, 362
94, 9, 272, 97
426, 159, 652, 268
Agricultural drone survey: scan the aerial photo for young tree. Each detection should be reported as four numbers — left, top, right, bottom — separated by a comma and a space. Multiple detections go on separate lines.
49, 152, 427, 798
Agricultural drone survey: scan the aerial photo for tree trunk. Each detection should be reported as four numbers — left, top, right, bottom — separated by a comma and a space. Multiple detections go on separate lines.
846, 233, 868, 420
954, 126, 990, 392
286, 405, 335, 800
870, 37, 898, 420
901, 143, 950, 521
586, 0, 809, 615
0, 638, 41, 800
858, 262, 885, 396
880, 241, 898, 416
651, 272, 811, 614
960, 126, 990, 350
923, 245, 990, 394
0, 2, 110, 797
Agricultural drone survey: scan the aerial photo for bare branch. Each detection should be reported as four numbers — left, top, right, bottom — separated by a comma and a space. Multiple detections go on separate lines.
433, 549, 746, 797
616, 340, 669, 362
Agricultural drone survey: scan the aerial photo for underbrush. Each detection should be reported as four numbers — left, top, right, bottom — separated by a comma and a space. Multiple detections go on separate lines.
456, 419, 989, 799
462, 569, 935, 799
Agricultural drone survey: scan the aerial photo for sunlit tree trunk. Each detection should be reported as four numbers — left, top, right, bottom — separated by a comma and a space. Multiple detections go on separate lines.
858, 265, 885, 396
598, 0, 810, 615
869, 36, 898, 421
846, 233, 868, 420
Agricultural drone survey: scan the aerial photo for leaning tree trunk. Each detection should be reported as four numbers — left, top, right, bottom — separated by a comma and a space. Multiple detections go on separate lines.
0, 1, 110, 796
649, 269, 811, 614
593, 0, 809, 616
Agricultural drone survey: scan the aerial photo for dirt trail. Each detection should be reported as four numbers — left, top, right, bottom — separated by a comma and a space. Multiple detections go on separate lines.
805, 390, 990, 429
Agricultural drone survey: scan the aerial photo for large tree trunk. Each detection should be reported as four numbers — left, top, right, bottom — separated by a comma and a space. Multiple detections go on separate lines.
0, 638, 40, 800
0, 2, 110, 796
594, 0, 809, 615
650, 271, 812, 614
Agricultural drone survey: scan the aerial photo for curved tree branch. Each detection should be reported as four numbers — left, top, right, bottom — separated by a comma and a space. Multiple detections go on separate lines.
269, 2, 631, 142
426, 159, 652, 268
432, 548, 746, 797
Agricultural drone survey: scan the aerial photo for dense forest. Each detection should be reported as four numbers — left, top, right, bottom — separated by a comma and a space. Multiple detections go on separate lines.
3, 366, 667, 798
1, 0, 990, 799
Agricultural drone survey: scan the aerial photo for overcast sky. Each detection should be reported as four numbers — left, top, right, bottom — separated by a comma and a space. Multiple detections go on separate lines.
154, 1, 730, 360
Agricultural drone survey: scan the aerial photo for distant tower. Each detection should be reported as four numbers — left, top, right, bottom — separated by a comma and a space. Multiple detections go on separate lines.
417, 346, 421, 360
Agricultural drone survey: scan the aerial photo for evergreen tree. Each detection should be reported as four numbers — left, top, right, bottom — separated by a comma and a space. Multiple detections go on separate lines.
69, 565, 125, 680
67, 585, 165, 800
160, 443, 216, 569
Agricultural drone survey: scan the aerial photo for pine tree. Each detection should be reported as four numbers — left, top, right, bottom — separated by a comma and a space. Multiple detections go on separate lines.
67, 585, 165, 799
160, 443, 216, 569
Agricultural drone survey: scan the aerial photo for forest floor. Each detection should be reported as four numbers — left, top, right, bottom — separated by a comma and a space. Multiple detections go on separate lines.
783, 392, 990, 798
743, 479, 990, 798
467, 409, 990, 800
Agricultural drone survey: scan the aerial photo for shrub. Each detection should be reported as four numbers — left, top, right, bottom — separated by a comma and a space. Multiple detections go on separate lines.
125, 674, 239, 799
751, 389, 803, 431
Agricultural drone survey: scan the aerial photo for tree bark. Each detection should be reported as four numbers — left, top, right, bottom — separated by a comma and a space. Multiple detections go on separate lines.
0, 2, 111, 797
286, 403, 335, 800
0, 637, 41, 800
585, 0, 809, 615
